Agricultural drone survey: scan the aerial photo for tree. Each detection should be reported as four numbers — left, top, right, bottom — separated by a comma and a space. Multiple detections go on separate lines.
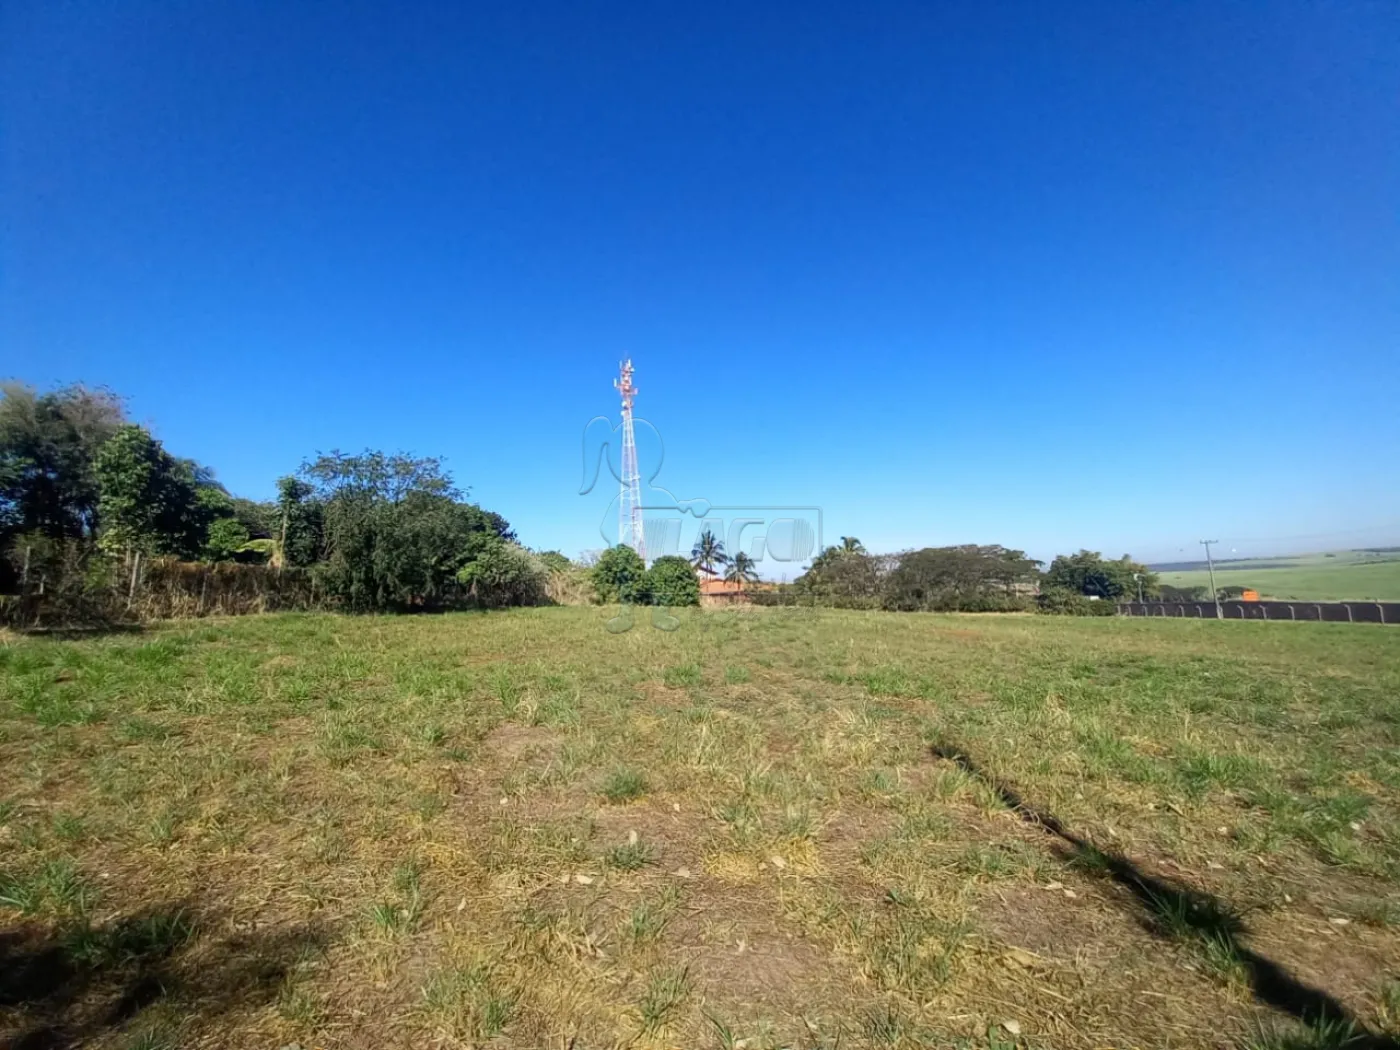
298, 450, 509, 610
302, 449, 458, 504
458, 539, 548, 607
535, 550, 573, 574
1042, 550, 1158, 600
838, 536, 866, 554
228, 497, 277, 540
723, 551, 760, 590
0, 382, 126, 542
93, 425, 208, 558
275, 477, 322, 568
592, 544, 649, 604
690, 527, 727, 579
647, 555, 700, 606
796, 546, 885, 608
882, 545, 1040, 611
205, 517, 252, 561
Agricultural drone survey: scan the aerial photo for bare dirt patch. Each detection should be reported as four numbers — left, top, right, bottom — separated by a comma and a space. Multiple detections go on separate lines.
590, 799, 714, 872
666, 881, 863, 1021
480, 722, 562, 767
978, 881, 1145, 968
815, 807, 896, 874
448, 722, 571, 815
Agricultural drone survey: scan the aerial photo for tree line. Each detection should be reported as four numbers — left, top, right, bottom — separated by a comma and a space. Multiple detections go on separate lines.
3, 381, 1163, 624
748, 536, 1158, 615
0, 383, 563, 618
586, 529, 759, 608
587, 531, 1159, 617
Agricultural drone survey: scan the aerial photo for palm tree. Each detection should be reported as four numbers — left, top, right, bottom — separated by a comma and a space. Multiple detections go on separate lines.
724, 551, 759, 591
838, 536, 866, 554
690, 527, 728, 580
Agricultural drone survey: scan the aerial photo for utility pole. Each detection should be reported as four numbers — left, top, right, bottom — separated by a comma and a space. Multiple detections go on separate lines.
1200, 539, 1221, 619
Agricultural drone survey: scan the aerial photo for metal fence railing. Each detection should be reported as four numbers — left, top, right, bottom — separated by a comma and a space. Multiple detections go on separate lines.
1116, 601, 1400, 624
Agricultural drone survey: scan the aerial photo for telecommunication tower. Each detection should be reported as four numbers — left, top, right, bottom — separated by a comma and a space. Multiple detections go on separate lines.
615, 360, 646, 561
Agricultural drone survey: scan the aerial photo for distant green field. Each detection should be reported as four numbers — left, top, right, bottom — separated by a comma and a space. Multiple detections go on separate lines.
1156, 549, 1400, 601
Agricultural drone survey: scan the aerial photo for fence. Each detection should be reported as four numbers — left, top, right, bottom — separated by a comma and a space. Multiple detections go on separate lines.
2, 553, 320, 630
1117, 600, 1400, 624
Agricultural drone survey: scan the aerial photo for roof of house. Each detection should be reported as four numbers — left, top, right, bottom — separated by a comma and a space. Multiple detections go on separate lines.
699, 577, 744, 594
697, 575, 774, 595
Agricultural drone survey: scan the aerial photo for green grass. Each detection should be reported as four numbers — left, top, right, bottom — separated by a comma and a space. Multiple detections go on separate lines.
636, 966, 691, 1033
603, 838, 656, 871
1157, 549, 1400, 601
601, 767, 648, 803
1, 607, 1397, 1048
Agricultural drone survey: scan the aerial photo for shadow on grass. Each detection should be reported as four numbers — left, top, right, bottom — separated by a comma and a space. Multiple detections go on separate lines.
8, 623, 147, 641
929, 741, 1399, 1050
0, 903, 327, 1048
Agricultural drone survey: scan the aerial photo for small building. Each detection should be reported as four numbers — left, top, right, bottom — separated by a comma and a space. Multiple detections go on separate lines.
697, 572, 773, 605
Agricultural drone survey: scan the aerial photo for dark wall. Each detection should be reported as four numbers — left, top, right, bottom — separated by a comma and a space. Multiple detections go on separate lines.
1116, 601, 1400, 624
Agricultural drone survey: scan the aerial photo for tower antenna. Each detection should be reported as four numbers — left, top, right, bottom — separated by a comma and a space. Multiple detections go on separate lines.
615, 360, 646, 561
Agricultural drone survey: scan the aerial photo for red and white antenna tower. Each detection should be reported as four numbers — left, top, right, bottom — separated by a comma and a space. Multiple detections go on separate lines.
615, 360, 645, 561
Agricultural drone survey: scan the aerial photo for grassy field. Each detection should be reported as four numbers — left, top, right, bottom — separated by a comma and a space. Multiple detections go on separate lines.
2, 608, 1398, 1050
1156, 550, 1400, 602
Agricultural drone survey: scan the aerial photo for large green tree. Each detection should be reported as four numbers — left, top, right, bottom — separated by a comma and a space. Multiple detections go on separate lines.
92, 425, 210, 558
882, 545, 1041, 611
796, 544, 884, 607
0, 383, 126, 542
1041, 550, 1158, 600
299, 450, 509, 610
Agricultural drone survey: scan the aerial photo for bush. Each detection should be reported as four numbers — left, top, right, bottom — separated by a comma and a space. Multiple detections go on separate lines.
545, 565, 595, 605
646, 556, 700, 607
204, 517, 250, 562
748, 586, 806, 607
536, 550, 573, 574
592, 545, 649, 604
1036, 588, 1117, 616
457, 540, 548, 608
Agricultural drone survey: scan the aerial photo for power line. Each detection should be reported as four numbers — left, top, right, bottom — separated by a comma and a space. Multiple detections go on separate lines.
1206, 523, 1400, 545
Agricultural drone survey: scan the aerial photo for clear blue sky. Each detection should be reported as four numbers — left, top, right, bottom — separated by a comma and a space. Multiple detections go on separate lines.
4, 1, 1397, 567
